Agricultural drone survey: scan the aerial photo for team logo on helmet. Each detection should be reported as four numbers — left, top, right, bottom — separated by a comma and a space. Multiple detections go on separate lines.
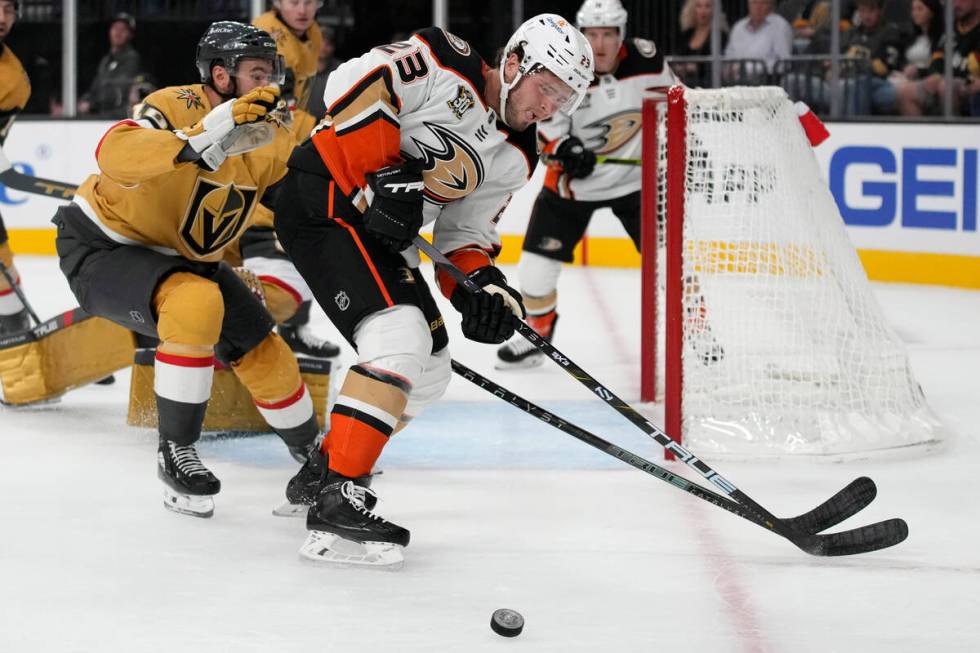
180, 178, 258, 257
411, 122, 485, 204
582, 110, 641, 154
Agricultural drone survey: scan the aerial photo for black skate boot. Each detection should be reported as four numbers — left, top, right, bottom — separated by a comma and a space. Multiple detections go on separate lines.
275, 445, 377, 517
0, 307, 32, 335
157, 439, 221, 518
496, 312, 558, 370
299, 475, 408, 568
279, 323, 341, 358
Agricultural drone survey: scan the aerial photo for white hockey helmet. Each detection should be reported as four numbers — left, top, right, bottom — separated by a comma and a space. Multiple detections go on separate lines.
576, 0, 629, 40
498, 14, 594, 124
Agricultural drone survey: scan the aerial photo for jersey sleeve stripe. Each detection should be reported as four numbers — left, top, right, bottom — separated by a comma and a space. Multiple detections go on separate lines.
327, 65, 401, 119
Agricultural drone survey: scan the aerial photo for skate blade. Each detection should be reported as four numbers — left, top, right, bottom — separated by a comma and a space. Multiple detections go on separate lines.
298, 530, 404, 570
494, 355, 545, 371
162, 487, 215, 518
272, 501, 309, 518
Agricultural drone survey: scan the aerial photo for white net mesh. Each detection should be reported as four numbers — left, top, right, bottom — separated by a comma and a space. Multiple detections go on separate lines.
653, 86, 942, 457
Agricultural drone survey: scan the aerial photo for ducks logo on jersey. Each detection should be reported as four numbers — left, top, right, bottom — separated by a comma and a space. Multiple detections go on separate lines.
583, 110, 642, 154
411, 122, 485, 204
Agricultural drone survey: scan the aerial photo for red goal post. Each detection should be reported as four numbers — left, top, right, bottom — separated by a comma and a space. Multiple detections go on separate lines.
639, 85, 942, 460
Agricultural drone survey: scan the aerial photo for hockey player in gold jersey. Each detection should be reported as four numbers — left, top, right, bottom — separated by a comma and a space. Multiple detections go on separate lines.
253, 0, 322, 110
52, 21, 321, 518
0, 0, 34, 335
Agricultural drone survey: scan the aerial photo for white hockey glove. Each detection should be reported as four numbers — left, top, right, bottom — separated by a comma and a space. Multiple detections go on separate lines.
176, 85, 281, 171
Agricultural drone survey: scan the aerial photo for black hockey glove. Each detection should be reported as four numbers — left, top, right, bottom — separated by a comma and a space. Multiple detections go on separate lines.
364, 163, 425, 253
449, 266, 526, 345
553, 136, 596, 179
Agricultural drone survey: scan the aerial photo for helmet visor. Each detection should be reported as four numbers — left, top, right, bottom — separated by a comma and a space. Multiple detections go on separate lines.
526, 65, 583, 114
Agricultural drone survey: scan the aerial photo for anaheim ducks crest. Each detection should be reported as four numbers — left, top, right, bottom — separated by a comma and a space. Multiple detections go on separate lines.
410, 122, 485, 204
583, 110, 642, 154
180, 178, 258, 257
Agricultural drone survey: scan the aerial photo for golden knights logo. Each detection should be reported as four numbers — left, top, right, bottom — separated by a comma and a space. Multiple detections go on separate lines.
411, 122, 485, 204
447, 85, 475, 120
175, 88, 204, 110
582, 110, 642, 154
179, 178, 258, 257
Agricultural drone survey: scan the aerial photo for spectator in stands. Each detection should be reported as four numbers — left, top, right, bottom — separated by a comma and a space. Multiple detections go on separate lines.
304, 24, 342, 119
780, 0, 832, 51
839, 0, 904, 113
676, 0, 729, 86
725, 0, 794, 77
900, 0, 945, 79
897, 0, 980, 115
77, 13, 142, 118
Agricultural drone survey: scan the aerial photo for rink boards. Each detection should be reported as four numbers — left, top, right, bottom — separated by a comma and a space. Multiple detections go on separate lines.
2, 119, 977, 288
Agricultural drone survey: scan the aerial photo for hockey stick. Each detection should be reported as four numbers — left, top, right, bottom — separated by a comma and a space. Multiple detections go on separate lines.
541, 154, 641, 167
451, 358, 877, 538
0, 259, 41, 326
0, 147, 78, 199
416, 236, 908, 556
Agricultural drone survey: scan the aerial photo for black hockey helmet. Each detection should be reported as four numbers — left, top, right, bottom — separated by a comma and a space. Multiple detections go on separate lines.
195, 21, 285, 87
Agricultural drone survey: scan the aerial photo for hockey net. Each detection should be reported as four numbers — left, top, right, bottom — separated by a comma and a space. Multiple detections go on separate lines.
640, 86, 943, 458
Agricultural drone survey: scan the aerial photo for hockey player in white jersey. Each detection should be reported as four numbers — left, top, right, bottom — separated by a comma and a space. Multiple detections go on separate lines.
274, 15, 593, 566
497, 0, 675, 368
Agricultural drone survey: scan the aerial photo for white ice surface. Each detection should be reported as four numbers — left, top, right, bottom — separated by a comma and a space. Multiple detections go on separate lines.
2, 256, 979, 653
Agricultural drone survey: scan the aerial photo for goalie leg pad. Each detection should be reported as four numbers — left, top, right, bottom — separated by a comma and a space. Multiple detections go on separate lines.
0, 310, 135, 405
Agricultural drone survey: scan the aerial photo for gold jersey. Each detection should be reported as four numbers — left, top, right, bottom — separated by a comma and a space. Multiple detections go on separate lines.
74, 84, 292, 263
253, 11, 321, 108
0, 44, 31, 144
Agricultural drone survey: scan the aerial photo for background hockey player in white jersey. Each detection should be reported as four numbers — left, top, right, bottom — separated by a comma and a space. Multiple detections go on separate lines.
497, 0, 675, 369
275, 15, 593, 566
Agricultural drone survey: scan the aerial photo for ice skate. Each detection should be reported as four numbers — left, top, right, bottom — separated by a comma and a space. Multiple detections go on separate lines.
278, 323, 340, 358
299, 478, 408, 569
274, 446, 377, 517
496, 313, 558, 370
157, 440, 221, 518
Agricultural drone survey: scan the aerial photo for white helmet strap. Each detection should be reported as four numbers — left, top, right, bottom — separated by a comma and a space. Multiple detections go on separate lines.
498, 53, 527, 129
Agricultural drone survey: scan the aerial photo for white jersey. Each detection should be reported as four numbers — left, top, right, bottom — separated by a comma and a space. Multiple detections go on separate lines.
288, 27, 538, 269
538, 38, 674, 202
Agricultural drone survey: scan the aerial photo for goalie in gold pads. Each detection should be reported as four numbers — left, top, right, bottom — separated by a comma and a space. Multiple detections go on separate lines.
51, 21, 321, 520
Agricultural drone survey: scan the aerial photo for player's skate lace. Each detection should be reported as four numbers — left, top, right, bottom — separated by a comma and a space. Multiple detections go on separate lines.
167, 443, 211, 476
341, 481, 384, 520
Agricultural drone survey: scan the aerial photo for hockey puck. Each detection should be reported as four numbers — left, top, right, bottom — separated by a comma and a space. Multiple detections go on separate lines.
490, 608, 524, 637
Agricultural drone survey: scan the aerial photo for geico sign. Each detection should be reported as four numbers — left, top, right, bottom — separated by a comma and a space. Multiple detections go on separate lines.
829, 146, 978, 230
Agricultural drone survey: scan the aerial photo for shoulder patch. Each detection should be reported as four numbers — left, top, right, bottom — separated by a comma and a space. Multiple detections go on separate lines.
443, 29, 471, 56
132, 102, 171, 129
616, 38, 667, 78
175, 87, 205, 110
412, 27, 486, 98
632, 38, 657, 58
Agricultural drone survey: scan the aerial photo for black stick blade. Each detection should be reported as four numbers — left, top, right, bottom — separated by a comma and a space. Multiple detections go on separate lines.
784, 477, 877, 534
804, 518, 909, 556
